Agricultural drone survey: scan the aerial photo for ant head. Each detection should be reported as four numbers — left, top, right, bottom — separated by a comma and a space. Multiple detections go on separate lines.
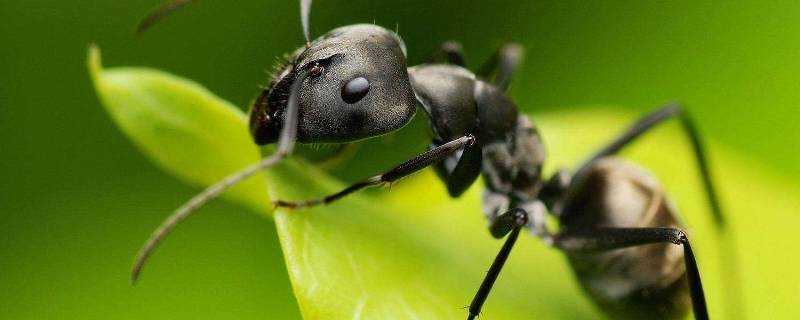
249, 24, 417, 145
136, 0, 416, 145
130, 0, 419, 284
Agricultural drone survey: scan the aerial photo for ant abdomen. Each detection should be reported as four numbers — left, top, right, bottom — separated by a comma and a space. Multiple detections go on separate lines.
560, 158, 691, 319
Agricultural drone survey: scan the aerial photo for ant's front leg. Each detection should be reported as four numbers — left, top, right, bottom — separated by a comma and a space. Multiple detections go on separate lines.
273, 135, 475, 209
467, 203, 547, 320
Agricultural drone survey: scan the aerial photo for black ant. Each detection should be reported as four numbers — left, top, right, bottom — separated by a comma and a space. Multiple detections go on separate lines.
131, 1, 724, 319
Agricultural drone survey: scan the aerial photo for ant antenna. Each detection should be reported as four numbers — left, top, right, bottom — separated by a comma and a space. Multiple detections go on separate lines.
300, 0, 313, 47
136, 0, 198, 35
131, 70, 309, 284
137, 0, 313, 43
130, 157, 275, 283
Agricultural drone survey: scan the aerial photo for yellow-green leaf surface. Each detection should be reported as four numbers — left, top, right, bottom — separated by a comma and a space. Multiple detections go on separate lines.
90, 48, 799, 319
88, 46, 270, 213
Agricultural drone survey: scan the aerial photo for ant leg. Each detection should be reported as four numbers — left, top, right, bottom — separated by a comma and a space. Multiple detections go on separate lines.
426, 41, 467, 67
467, 208, 529, 320
129, 71, 308, 283
426, 41, 523, 91
274, 135, 476, 209
572, 103, 724, 226
553, 227, 709, 320
476, 43, 524, 91
432, 143, 482, 198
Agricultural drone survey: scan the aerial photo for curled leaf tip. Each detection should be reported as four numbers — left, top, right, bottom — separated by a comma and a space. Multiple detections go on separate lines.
87, 44, 103, 84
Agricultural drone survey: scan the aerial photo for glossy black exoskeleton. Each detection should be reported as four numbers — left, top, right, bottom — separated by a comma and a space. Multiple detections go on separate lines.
131, 1, 725, 319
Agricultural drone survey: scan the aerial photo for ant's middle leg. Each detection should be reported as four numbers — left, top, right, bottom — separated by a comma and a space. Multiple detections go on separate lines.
273, 135, 475, 208
425, 41, 524, 92
426, 41, 467, 67
476, 43, 524, 91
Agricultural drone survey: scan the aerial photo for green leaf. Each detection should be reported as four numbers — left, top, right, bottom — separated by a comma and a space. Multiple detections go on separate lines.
269, 109, 797, 320
90, 47, 799, 319
88, 45, 270, 214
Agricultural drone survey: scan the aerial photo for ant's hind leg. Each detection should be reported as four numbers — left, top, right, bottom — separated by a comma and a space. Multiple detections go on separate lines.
572, 103, 724, 226
554, 227, 709, 320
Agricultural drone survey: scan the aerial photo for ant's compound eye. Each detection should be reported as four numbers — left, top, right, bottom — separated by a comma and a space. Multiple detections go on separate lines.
341, 77, 370, 104
308, 64, 324, 78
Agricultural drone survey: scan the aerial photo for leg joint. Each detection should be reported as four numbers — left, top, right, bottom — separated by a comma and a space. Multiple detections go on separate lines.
489, 208, 528, 239
661, 227, 689, 245
674, 229, 689, 245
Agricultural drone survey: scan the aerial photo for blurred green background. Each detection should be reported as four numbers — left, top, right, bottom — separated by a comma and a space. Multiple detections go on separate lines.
2, 0, 799, 319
